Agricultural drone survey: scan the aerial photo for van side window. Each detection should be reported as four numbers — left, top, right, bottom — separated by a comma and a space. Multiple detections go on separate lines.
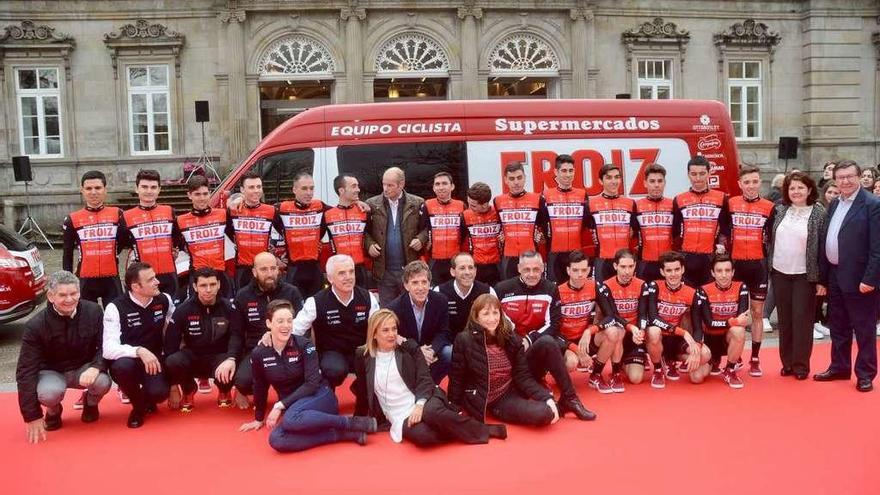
240, 148, 314, 203
336, 142, 468, 201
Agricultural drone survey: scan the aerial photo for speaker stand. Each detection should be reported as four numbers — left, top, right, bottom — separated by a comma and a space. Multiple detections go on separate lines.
186, 121, 221, 184
784, 158, 789, 173
17, 181, 54, 249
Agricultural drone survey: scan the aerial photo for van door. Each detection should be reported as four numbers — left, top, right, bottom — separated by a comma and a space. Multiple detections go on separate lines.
240, 148, 317, 204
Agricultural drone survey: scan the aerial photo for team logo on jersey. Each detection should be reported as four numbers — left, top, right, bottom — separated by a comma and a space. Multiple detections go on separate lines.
131, 221, 172, 240
731, 213, 767, 228
710, 301, 739, 317
657, 301, 688, 319
183, 225, 225, 244
594, 210, 632, 225
327, 220, 365, 235
468, 223, 502, 237
232, 218, 272, 234
637, 212, 674, 226
681, 205, 721, 220
615, 299, 639, 314
430, 214, 461, 228
79, 224, 118, 241
281, 212, 322, 229
548, 204, 584, 219
561, 301, 595, 318
499, 209, 538, 224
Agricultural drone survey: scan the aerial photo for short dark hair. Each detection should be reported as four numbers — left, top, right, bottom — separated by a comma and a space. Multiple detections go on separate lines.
433, 171, 453, 184
192, 267, 219, 284
124, 262, 153, 291
832, 160, 861, 180
710, 253, 734, 270
555, 154, 574, 169
241, 170, 261, 186
293, 171, 313, 185
266, 299, 294, 321
566, 250, 590, 268
612, 248, 636, 264
450, 252, 474, 269
402, 260, 431, 284
687, 156, 711, 172
81, 170, 107, 187
658, 251, 685, 269
467, 182, 492, 204
738, 164, 761, 178
187, 174, 209, 192
599, 163, 621, 180
782, 171, 819, 206
333, 174, 356, 196
504, 161, 524, 176
644, 163, 666, 179
135, 169, 161, 187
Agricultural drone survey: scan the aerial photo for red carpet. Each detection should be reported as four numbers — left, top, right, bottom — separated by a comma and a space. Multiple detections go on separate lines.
3, 342, 879, 495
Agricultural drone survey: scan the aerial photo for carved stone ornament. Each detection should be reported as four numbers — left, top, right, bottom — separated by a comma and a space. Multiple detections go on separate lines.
570, 7, 594, 23
457, 6, 483, 20
622, 18, 690, 42
713, 19, 780, 50
218, 10, 246, 24
0, 21, 76, 80
104, 19, 183, 41
103, 20, 185, 79
1, 20, 73, 42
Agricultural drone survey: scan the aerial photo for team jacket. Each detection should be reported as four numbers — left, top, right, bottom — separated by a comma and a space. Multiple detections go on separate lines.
322, 204, 367, 264
164, 296, 242, 360
544, 187, 589, 253
275, 199, 327, 263
672, 189, 730, 254
227, 202, 277, 267
634, 197, 675, 262
642, 280, 706, 342
701, 281, 749, 336
493, 192, 548, 257
122, 204, 178, 275
494, 277, 561, 344
558, 280, 597, 341
419, 198, 465, 261
462, 207, 502, 264
62, 205, 123, 278
596, 276, 646, 329
176, 207, 227, 271
234, 280, 304, 351
251, 335, 325, 422
728, 196, 775, 261
587, 193, 638, 260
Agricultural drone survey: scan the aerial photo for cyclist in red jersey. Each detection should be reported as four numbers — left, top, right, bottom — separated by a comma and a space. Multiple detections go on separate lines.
462, 182, 503, 286
493, 162, 548, 280
672, 156, 730, 287
323, 174, 369, 288
544, 154, 589, 283
226, 171, 277, 291
634, 163, 674, 282
62, 170, 124, 306
587, 164, 637, 282
643, 251, 712, 388
728, 164, 776, 377
274, 172, 329, 298
418, 172, 465, 285
176, 175, 232, 299
701, 254, 749, 388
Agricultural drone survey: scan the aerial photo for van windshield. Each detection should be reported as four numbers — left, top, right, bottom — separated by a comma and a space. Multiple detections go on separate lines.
336, 142, 468, 201
242, 148, 314, 203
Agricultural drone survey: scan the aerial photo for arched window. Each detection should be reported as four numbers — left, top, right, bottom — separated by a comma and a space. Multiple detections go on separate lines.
374, 33, 449, 101
257, 35, 335, 78
487, 33, 560, 99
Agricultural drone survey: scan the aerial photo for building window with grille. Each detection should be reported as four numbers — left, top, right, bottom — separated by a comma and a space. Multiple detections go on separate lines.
15, 67, 63, 157
127, 65, 171, 154
636, 59, 672, 100
727, 61, 762, 140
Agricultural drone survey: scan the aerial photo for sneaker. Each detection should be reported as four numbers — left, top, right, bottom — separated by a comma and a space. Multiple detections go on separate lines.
576, 364, 591, 373
117, 389, 130, 404
181, 392, 195, 413
665, 363, 680, 381
813, 325, 825, 340
197, 378, 212, 394
721, 369, 744, 389
81, 403, 100, 423
45, 405, 63, 431
650, 370, 666, 389
610, 372, 625, 393
217, 391, 232, 408
815, 322, 831, 336
749, 358, 763, 377
588, 374, 613, 394
709, 361, 722, 376
876, 322, 880, 337
733, 358, 744, 371
762, 318, 773, 333
73, 391, 86, 410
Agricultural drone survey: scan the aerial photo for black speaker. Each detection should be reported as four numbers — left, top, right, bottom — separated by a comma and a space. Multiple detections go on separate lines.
12, 155, 32, 182
195, 101, 210, 123
615, 93, 631, 99
778, 137, 798, 160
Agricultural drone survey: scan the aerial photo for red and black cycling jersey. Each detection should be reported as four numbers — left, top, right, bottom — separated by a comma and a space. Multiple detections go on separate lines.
176, 207, 227, 271
596, 276, 646, 329
122, 204, 178, 275
701, 281, 749, 336
728, 196, 774, 261
419, 198, 465, 261
62, 205, 123, 278
586, 193, 637, 260
558, 280, 597, 341
322, 204, 367, 264
634, 197, 674, 262
493, 191, 548, 257
275, 199, 327, 263
462, 207, 502, 264
226, 202, 277, 267
672, 189, 730, 254
642, 280, 705, 341
544, 187, 588, 253
494, 276, 561, 344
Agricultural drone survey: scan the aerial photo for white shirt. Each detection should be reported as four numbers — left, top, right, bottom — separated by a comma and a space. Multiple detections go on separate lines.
825, 189, 858, 265
293, 288, 380, 336
432, 282, 497, 299
772, 205, 812, 275
373, 350, 416, 443
387, 195, 401, 225
103, 292, 175, 360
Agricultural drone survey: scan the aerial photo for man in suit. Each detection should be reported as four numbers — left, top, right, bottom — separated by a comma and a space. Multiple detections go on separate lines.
365, 167, 429, 306
387, 261, 451, 384
816, 160, 880, 392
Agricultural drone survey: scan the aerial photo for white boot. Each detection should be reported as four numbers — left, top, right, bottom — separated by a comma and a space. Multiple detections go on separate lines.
813, 323, 825, 339
762, 318, 773, 333
814, 321, 831, 336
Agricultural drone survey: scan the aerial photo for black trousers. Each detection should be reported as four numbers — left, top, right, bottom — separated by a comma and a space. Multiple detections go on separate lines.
285, 260, 325, 298
592, 258, 615, 283
156, 273, 179, 302
488, 388, 554, 426
772, 270, 817, 374
79, 276, 123, 307
233, 350, 254, 395
546, 252, 569, 284
827, 267, 879, 380
320, 351, 355, 387
475, 263, 501, 287
637, 260, 662, 282
683, 252, 712, 287
429, 259, 453, 286
526, 335, 578, 401
109, 357, 170, 412
165, 350, 234, 394
402, 396, 491, 447
235, 266, 253, 293
500, 256, 520, 280
814, 295, 827, 325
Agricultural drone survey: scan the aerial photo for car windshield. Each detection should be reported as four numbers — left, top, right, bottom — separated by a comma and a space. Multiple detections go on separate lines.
0, 224, 33, 251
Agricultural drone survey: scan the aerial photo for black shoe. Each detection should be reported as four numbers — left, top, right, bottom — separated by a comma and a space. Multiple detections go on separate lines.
144, 403, 158, 414
81, 403, 100, 423
857, 378, 874, 392
45, 405, 63, 431
795, 372, 809, 381
813, 369, 851, 381
488, 424, 508, 440
127, 409, 146, 428
355, 431, 368, 446
780, 367, 793, 377
349, 415, 378, 433
558, 396, 597, 421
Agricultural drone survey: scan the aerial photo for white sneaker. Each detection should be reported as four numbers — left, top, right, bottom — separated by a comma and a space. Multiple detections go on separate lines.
876, 322, 880, 336
815, 322, 831, 336
762, 318, 773, 333
813, 327, 824, 339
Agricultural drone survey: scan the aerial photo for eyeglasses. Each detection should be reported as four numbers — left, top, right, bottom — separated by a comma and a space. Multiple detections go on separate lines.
835, 174, 859, 182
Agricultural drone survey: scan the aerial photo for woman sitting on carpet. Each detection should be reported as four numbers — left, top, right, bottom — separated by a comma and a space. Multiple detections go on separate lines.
353, 309, 506, 446
239, 299, 377, 452
448, 294, 559, 426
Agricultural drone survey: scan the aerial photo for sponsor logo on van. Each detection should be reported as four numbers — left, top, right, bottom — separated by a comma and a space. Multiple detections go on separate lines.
495, 117, 661, 136
692, 115, 720, 132
697, 134, 722, 151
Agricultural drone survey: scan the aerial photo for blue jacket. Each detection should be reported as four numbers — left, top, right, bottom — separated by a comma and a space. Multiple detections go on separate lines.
821, 188, 880, 292
387, 290, 451, 352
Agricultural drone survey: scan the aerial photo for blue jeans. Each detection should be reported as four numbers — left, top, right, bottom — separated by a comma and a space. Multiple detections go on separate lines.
268, 386, 360, 452
430, 345, 453, 384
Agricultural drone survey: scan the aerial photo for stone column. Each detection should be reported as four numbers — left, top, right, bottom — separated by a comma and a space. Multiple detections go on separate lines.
457, 5, 482, 100
219, 9, 248, 164
341, 5, 366, 103
570, 7, 593, 98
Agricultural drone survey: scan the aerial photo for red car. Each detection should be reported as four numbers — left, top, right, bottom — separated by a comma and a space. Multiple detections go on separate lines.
0, 224, 46, 324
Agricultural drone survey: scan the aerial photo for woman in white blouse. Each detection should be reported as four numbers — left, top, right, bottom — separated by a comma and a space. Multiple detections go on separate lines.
353, 309, 506, 446
768, 171, 828, 380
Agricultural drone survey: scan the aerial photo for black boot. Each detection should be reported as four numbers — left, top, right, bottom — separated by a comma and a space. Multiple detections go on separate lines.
488, 424, 507, 440
45, 405, 63, 431
349, 415, 378, 433
81, 403, 100, 423
127, 409, 146, 428
558, 396, 597, 421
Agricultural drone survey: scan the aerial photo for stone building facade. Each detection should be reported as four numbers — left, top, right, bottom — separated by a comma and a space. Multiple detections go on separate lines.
1, 0, 879, 231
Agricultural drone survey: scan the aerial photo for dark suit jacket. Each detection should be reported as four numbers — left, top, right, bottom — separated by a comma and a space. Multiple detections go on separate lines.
364, 192, 428, 279
822, 188, 880, 292
387, 290, 451, 352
